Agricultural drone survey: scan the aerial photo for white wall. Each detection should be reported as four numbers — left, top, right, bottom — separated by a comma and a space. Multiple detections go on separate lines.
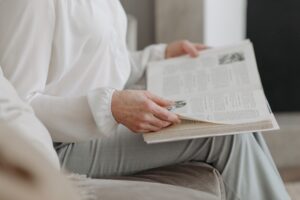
204, 0, 247, 46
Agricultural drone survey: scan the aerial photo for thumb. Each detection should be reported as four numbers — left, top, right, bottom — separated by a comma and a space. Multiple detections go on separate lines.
146, 92, 173, 107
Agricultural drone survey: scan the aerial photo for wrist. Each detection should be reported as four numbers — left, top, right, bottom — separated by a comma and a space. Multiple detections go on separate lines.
111, 90, 121, 123
165, 45, 171, 59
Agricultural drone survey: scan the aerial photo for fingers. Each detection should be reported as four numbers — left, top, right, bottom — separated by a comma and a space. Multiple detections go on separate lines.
195, 44, 208, 51
148, 115, 171, 128
166, 40, 207, 59
130, 92, 179, 133
132, 119, 168, 133
115, 90, 181, 134
182, 40, 199, 57
143, 92, 180, 124
182, 41, 208, 57
145, 92, 173, 107
151, 102, 181, 124
136, 124, 162, 133
133, 115, 172, 133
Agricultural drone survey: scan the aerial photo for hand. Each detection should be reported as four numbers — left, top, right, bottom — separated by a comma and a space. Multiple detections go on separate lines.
165, 40, 207, 59
111, 90, 181, 133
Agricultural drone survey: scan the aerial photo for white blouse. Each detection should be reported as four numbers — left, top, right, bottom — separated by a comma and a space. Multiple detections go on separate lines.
0, 0, 166, 142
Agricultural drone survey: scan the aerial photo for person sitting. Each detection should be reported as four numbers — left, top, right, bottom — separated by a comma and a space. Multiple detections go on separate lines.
0, 1, 290, 199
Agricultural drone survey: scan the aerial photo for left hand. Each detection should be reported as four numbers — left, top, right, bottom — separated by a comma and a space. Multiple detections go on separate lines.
165, 40, 207, 59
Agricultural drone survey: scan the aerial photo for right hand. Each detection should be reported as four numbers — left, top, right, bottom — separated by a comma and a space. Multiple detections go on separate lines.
111, 90, 181, 133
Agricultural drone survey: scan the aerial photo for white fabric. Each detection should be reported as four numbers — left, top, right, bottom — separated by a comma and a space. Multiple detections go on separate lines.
0, 0, 166, 142
0, 67, 60, 169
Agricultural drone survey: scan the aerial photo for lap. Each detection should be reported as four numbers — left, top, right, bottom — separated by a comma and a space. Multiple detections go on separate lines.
57, 125, 262, 178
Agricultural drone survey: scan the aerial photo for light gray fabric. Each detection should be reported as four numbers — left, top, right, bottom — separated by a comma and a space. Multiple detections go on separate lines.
57, 125, 291, 200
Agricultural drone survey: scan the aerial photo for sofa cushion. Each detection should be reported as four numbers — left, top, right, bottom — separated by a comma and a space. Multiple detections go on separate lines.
109, 163, 225, 200
70, 175, 223, 200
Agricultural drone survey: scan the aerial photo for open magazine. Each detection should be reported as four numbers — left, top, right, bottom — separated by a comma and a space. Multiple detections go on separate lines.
143, 40, 279, 144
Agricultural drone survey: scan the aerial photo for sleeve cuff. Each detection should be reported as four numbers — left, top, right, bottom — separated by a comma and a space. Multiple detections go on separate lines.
87, 88, 118, 136
149, 44, 168, 62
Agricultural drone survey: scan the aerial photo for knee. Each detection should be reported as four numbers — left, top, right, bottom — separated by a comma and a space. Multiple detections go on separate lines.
208, 134, 253, 165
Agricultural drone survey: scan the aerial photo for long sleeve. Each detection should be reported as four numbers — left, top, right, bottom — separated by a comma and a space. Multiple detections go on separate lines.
126, 44, 167, 87
0, 68, 60, 169
31, 88, 117, 142
0, 0, 118, 142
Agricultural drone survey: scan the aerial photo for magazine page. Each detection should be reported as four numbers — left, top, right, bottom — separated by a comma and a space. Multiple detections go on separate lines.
147, 41, 271, 124
143, 114, 279, 144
